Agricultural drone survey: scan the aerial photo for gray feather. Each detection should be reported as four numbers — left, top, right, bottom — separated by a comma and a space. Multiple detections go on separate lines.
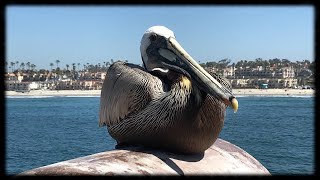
99, 62, 163, 127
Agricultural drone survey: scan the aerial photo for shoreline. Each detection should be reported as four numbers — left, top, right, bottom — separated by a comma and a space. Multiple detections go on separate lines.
232, 88, 314, 96
5, 89, 314, 97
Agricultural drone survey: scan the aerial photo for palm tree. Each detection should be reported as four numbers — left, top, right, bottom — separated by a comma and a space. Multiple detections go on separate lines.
26, 62, 31, 71
66, 64, 69, 70
20, 62, 25, 71
55, 59, 60, 68
10, 62, 15, 72
77, 63, 80, 71
30, 64, 36, 76
31, 64, 36, 71
95, 64, 98, 73
72, 63, 76, 79
15, 61, 19, 71
50, 63, 54, 71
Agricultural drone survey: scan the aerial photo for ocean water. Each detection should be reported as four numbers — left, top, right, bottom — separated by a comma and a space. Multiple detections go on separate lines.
5, 95, 315, 175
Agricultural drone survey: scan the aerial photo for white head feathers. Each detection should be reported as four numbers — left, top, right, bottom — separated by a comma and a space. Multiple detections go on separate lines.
140, 26, 175, 70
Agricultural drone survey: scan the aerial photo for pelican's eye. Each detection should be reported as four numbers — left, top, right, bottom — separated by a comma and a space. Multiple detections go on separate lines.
149, 33, 157, 42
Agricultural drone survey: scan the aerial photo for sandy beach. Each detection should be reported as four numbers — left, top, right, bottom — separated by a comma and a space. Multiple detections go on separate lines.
5, 88, 314, 97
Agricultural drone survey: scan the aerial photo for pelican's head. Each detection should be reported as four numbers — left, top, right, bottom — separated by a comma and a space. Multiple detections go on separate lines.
140, 26, 238, 112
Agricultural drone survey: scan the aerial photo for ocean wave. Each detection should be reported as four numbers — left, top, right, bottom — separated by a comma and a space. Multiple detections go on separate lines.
236, 95, 314, 98
285, 95, 314, 98
6, 95, 100, 98
64, 95, 100, 98
6, 96, 55, 99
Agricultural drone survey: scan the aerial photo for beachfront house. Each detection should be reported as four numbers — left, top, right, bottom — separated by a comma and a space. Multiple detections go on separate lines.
229, 78, 298, 89
5, 81, 41, 91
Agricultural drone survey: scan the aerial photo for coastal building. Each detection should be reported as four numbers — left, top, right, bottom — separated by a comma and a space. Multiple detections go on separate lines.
222, 67, 235, 78
38, 81, 55, 90
281, 66, 295, 78
51, 72, 106, 90
29, 82, 40, 90
78, 72, 106, 81
233, 66, 295, 79
55, 80, 103, 90
230, 79, 249, 88
5, 73, 23, 82
229, 78, 298, 89
6, 81, 29, 91
5, 81, 41, 91
234, 67, 252, 79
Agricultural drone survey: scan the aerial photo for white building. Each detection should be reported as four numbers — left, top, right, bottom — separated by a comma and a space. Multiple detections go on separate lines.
29, 82, 40, 90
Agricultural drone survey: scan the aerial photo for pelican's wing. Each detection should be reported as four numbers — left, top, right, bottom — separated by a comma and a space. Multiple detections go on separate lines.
99, 62, 163, 127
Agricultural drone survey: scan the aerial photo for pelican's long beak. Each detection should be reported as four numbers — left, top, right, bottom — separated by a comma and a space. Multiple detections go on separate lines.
158, 37, 238, 112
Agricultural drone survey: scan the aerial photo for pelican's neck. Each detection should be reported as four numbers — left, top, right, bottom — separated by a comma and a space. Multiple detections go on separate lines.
171, 76, 191, 92
169, 75, 203, 107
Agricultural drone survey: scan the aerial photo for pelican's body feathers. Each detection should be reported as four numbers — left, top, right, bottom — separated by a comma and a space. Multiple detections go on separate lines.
100, 62, 230, 154
99, 26, 238, 154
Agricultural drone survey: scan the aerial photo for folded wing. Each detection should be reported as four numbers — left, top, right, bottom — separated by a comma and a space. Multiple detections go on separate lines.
99, 62, 164, 127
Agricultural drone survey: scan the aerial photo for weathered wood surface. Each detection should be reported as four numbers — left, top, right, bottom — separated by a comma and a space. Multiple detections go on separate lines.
19, 138, 270, 175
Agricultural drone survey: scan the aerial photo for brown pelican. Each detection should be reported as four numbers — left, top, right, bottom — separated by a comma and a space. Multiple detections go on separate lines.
99, 26, 238, 154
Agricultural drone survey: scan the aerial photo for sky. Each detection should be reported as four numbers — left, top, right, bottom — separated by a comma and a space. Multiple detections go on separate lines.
5, 5, 314, 70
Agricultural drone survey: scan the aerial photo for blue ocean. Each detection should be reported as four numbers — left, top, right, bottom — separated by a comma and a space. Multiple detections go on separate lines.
5, 95, 315, 175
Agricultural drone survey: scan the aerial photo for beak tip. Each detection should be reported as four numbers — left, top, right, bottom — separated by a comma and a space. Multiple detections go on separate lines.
231, 98, 238, 113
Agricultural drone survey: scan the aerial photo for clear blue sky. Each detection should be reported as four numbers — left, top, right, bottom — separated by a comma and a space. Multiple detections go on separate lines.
6, 6, 314, 70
